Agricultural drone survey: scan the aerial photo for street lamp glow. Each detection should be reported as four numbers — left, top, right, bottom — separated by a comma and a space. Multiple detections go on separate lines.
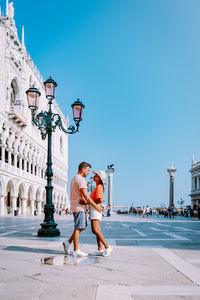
44, 77, 57, 99
71, 98, 85, 123
26, 85, 41, 110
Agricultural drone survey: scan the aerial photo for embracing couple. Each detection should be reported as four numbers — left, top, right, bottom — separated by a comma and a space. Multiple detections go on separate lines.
63, 162, 113, 257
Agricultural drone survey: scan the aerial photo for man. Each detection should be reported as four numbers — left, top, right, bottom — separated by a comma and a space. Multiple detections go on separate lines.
63, 162, 102, 257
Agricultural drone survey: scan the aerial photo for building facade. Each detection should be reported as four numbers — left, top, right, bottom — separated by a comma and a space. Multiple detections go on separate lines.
0, 1, 69, 216
189, 155, 200, 206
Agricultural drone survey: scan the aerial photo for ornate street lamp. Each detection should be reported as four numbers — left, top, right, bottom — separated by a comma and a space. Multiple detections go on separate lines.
167, 161, 176, 208
26, 85, 41, 110
26, 77, 85, 237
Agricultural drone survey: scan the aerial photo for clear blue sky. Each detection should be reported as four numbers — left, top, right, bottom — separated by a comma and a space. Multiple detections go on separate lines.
4, 0, 200, 208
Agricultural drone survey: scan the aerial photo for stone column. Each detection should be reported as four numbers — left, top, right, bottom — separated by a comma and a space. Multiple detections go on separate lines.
24, 158, 28, 172
167, 161, 176, 208
106, 166, 115, 212
22, 198, 27, 215
14, 152, 17, 168
8, 148, 11, 165
19, 155, 22, 169
1, 145, 5, 162
30, 200, 34, 215
35, 165, 38, 177
58, 201, 60, 209
37, 200, 42, 215
192, 177, 195, 191
12, 196, 17, 215
197, 176, 200, 190
0, 195, 5, 215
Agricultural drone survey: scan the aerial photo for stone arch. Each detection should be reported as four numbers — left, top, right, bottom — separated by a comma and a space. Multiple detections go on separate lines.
36, 187, 42, 201
42, 189, 46, 209
6, 178, 16, 197
27, 185, 36, 215
0, 176, 6, 215
36, 187, 42, 215
0, 176, 6, 196
27, 185, 34, 201
17, 182, 26, 214
5, 179, 16, 214
17, 181, 26, 199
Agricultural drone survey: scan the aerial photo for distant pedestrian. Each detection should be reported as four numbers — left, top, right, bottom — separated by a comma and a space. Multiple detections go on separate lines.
142, 206, 146, 218
146, 205, 150, 217
62, 162, 102, 257
168, 207, 172, 218
198, 205, 200, 219
172, 207, 176, 218
107, 205, 111, 217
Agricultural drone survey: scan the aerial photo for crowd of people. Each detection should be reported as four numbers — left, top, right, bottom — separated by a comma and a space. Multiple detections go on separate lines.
128, 204, 200, 219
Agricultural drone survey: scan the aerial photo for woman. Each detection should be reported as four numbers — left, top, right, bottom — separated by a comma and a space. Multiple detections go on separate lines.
90, 170, 113, 257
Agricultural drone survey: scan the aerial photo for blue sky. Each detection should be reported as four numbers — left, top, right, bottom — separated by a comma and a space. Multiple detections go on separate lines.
3, 0, 200, 208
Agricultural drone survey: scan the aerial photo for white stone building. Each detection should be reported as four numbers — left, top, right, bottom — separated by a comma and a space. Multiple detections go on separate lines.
189, 155, 200, 206
0, 1, 69, 216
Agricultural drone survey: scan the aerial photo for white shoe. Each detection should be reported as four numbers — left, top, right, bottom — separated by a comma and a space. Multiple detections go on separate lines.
63, 241, 71, 254
90, 250, 104, 256
103, 246, 113, 257
72, 249, 88, 257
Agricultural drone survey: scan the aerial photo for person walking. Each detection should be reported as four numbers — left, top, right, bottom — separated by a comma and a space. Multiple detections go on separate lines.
63, 162, 102, 257
142, 206, 146, 218
146, 205, 150, 217
90, 170, 113, 257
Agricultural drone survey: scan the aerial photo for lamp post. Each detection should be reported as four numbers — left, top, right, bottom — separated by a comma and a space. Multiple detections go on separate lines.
178, 198, 184, 209
87, 177, 94, 193
26, 77, 85, 237
167, 161, 176, 208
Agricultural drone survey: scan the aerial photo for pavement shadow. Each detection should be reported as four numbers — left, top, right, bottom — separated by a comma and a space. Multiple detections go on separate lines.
2, 246, 63, 255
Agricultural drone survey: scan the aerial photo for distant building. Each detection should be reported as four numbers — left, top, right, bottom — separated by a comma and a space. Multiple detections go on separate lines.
0, 1, 69, 215
189, 155, 200, 206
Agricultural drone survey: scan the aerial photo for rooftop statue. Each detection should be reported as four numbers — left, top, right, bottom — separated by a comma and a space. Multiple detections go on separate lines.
8, 1, 14, 19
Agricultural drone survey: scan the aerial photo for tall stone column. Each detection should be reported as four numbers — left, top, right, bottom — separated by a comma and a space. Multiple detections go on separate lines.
19, 155, 22, 169
30, 199, 34, 215
197, 176, 200, 190
12, 196, 17, 215
0, 196, 5, 215
106, 165, 115, 212
167, 161, 176, 208
22, 198, 27, 215
8, 148, 11, 165
37, 200, 42, 215
1, 145, 5, 162
14, 152, 17, 168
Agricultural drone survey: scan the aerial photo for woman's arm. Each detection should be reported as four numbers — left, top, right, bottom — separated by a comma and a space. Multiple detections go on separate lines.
80, 188, 102, 213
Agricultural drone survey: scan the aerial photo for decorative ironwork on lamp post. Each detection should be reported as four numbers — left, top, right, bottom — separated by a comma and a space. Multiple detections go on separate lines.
26, 77, 85, 237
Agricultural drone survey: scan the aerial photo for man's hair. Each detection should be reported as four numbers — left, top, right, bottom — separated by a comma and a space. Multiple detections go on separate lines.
78, 162, 92, 172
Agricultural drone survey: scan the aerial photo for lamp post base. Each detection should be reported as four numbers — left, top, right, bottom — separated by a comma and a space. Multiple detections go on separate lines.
38, 221, 60, 237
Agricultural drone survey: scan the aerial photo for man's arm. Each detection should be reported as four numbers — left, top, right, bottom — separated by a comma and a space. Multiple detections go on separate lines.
80, 189, 102, 213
